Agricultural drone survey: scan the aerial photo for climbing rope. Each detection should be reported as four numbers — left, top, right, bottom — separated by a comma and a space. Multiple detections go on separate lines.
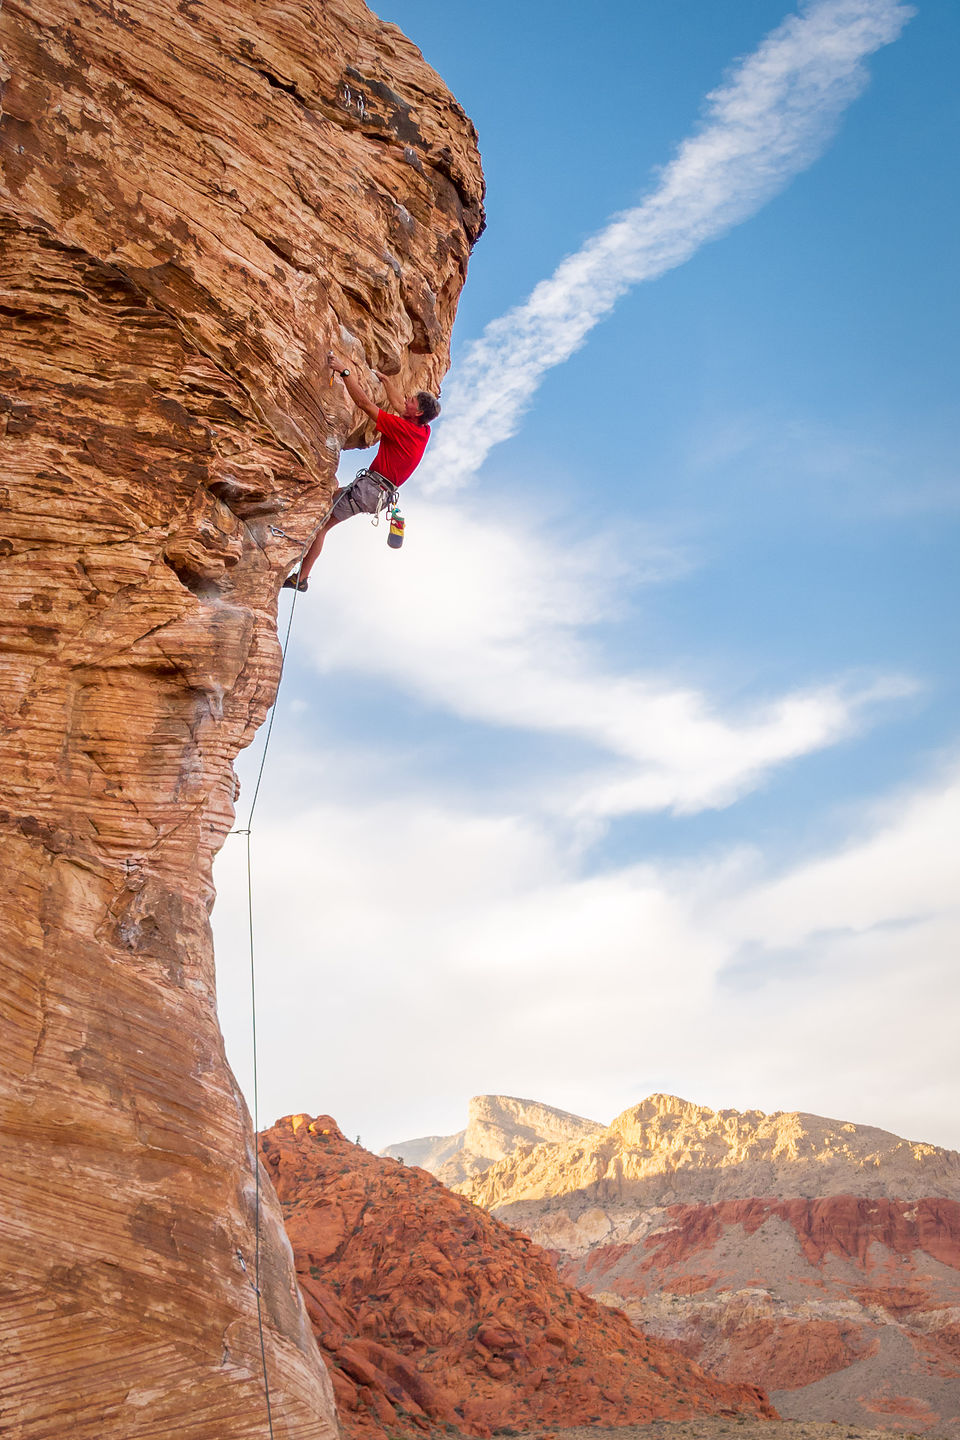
243, 824, 276, 1440
228, 473, 391, 1432
229, 519, 312, 1440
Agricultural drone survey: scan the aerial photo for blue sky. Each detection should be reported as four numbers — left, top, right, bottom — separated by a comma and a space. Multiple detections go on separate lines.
213, 0, 959, 1154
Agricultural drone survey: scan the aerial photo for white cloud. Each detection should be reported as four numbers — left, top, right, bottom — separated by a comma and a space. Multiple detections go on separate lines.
302, 500, 912, 818
211, 0, 943, 1168
214, 750, 960, 1152
716, 764, 960, 946
421, 0, 913, 494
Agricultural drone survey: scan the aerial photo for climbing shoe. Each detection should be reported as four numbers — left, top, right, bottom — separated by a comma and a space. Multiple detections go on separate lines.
282, 573, 309, 592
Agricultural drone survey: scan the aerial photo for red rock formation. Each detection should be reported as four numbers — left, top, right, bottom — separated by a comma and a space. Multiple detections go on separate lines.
0, 1, 482, 1434
560, 1196, 960, 1432
861, 1396, 942, 1427
260, 1114, 776, 1439
636, 1197, 960, 1274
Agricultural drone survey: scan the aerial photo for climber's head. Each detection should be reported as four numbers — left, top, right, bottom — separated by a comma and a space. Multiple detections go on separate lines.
404, 391, 441, 426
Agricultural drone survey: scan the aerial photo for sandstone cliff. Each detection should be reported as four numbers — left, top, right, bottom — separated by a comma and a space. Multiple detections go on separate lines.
0, 2, 482, 1435
401, 1094, 960, 1436
383, 1093, 605, 1187
260, 1113, 775, 1439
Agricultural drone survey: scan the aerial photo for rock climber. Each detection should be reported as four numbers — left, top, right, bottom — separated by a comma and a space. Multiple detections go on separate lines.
283, 351, 440, 591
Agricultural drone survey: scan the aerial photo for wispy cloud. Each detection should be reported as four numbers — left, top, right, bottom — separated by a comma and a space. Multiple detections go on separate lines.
303, 501, 913, 818
421, 0, 913, 494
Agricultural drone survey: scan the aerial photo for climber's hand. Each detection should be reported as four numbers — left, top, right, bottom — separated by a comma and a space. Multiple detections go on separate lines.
374, 369, 405, 412
329, 358, 378, 422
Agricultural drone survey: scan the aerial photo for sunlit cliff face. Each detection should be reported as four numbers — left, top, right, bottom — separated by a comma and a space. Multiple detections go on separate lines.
0, 1, 482, 1434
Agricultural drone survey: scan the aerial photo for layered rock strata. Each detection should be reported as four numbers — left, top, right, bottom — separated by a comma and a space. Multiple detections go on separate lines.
261, 1113, 775, 1440
573, 1196, 960, 1437
403, 1094, 960, 1436
0, 1, 482, 1435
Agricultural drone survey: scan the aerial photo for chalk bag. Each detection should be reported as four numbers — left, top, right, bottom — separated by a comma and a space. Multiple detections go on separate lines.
387, 507, 405, 550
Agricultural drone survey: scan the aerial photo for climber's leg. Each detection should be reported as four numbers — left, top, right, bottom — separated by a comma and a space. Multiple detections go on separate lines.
291, 498, 348, 585
285, 484, 358, 588
284, 474, 386, 588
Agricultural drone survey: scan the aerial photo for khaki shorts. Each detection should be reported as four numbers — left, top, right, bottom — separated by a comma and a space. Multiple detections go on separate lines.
330, 471, 396, 523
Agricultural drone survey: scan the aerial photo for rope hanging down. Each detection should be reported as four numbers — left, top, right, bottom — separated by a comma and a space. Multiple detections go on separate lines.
231, 529, 310, 1440
229, 473, 377, 1431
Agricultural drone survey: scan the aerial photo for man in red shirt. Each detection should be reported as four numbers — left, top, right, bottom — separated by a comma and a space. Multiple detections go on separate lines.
284, 352, 440, 590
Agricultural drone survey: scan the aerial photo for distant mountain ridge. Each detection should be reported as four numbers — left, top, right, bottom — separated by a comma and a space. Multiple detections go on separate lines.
381, 1093, 603, 1187
457, 1092, 960, 1211
389, 1093, 960, 1437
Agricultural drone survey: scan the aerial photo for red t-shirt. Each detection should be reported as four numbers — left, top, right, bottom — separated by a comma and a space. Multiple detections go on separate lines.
372, 408, 430, 486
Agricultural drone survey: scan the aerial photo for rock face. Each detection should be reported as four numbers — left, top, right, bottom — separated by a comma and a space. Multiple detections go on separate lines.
405, 1094, 960, 1437
260, 1113, 775, 1439
383, 1093, 605, 1187
0, 2, 482, 1435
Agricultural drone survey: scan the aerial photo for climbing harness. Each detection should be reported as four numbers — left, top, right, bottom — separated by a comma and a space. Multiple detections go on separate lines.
348, 467, 406, 549
351, 466, 399, 519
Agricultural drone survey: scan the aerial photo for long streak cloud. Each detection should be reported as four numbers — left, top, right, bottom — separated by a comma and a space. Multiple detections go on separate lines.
421, 0, 913, 493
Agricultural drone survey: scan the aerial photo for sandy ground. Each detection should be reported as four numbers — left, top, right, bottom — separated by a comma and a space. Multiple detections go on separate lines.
496, 1423, 948, 1440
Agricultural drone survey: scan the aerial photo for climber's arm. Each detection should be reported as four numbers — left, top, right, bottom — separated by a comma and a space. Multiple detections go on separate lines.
375, 370, 405, 413
328, 351, 378, 422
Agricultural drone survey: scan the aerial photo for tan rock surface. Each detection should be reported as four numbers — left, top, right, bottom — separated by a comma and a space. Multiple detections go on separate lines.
459, 1094, 960, 1212
0, 1, 482, 1434
384, 1094, 605, 1187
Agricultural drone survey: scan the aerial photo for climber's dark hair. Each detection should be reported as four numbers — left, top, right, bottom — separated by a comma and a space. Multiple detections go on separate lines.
415, 391, 441, 425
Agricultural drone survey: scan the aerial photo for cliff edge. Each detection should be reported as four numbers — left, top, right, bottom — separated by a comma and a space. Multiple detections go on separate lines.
0, 1, 483, 1435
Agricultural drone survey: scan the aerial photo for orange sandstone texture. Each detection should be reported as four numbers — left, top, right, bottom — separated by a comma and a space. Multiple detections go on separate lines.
260, 1115, 775, 1440
0, 1, 482, 1435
